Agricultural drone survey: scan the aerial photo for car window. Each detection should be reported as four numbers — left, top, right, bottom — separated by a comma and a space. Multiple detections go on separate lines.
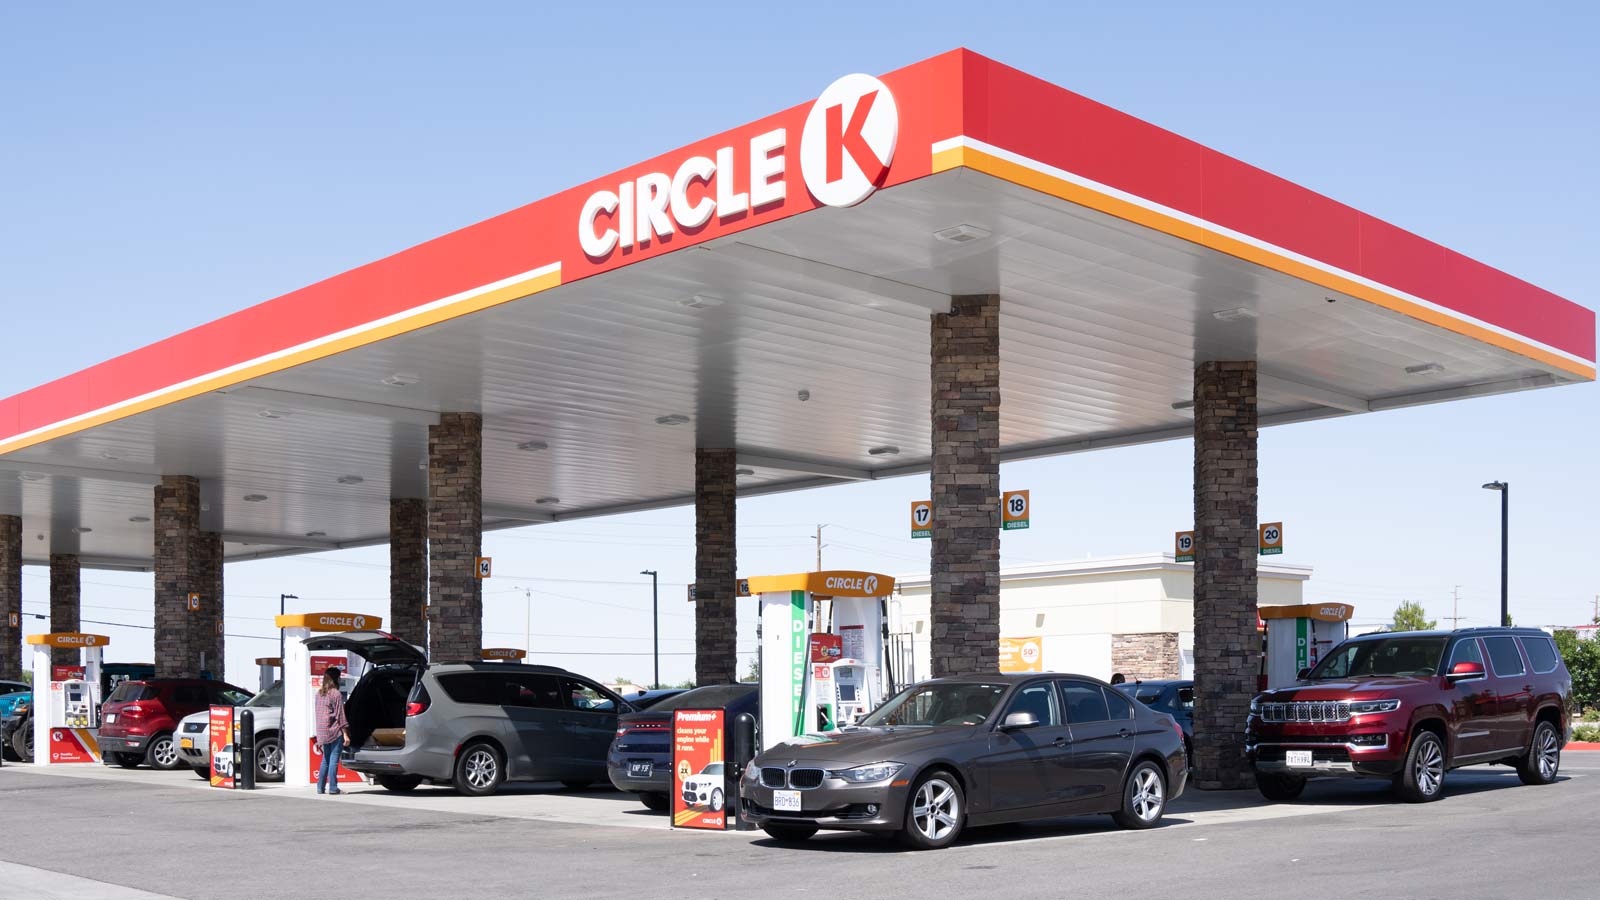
437, 673, 505, 706
860, 682, 1007, 727
107, 683, 154, 703
1310, 637, 1446, 678
1004, 682, 1060, 726
1447, 638, 1485, 675
508, 674, 563, 709
1520, 637, 1560, 675
1104, 686, 1133, 719
1133, 689, 1163, 705
172, 685, 209, 708
1058, 680, 1110, 724
1484, 637, 1526, 678
562, 679, 616, 713
245, 682, 286, 708
1175, 687, 1195, 710
213, 688, 253, 706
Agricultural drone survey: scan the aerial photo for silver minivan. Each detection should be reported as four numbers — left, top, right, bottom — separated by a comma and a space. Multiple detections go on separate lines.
306, 631, 635, 796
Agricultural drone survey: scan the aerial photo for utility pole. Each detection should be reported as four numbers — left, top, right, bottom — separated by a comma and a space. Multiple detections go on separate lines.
1447, 585, 1463, 630
640, 570, 659, 688
815, 524, 828, 571
524, 588, 532, 655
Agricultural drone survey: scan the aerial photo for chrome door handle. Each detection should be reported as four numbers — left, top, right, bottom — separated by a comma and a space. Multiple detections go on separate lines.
1052, 737, 1068, 747
1118, 729, 1132, 738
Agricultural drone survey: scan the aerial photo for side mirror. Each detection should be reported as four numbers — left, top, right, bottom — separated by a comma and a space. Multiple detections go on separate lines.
1446, 661, 1485, 681
1296, 668, 1311, 680
1000, 711, 1040, 730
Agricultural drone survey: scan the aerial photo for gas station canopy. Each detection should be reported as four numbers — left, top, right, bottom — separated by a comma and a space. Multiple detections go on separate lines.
0, 49, 1591, 570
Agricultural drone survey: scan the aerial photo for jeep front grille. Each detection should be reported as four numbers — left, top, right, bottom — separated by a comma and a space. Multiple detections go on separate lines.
1259, 701, 1351, 723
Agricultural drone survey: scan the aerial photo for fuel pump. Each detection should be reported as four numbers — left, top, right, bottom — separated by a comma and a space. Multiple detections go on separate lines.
1260, 603, 1354, 688
275, 611, 381, 788
26, 632, 108, 765
746, 571, 894, 750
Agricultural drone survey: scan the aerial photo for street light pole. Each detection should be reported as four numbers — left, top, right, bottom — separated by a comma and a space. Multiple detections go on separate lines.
1481, 482, 1508, 626
278, 593, 298, 668
640, 570, 659, 688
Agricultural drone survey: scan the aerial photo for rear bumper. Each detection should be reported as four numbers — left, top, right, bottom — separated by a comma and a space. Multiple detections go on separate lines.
97, 735, 150, 756
605, 755, 670, 794
347, 744, 454, 781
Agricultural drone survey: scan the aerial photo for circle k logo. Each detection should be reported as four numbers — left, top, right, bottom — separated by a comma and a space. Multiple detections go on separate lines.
801, 73, 899, 209
863, 575, 879, 596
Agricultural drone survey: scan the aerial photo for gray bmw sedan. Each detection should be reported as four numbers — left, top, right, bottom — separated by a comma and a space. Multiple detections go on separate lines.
742, 673, 1186, 849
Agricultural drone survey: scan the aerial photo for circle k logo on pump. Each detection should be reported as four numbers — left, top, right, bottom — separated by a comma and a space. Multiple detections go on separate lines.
800, 73, 898, 209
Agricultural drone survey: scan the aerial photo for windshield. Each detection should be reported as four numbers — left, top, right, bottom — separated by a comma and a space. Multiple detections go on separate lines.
244, 682, 285, 708
1310, 637, 1448, 679
859, 682, 1009, 727
651, 684, 756, 712
700, 763, 724, 776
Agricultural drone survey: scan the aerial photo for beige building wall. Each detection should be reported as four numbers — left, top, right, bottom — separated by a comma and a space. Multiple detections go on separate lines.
893, 554, 1311, 682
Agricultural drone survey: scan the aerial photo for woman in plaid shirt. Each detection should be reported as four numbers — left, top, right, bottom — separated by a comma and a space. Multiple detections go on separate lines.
315, 668, 350, 795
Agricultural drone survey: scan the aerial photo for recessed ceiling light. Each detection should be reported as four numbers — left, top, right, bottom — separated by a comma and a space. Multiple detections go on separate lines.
336, 475, 365, 485
257, 409, 289, 420
654, 414, 690, 426
677, 294, 724, 310
535, 496, 560, 505
305, 530, 327, 538
382, 373, 420, 387
243, 494, 268, 502
516, 440, 549, 452
1404, 362, 1445, 376
1171, 400, 1195, 411
735, 468, 755, 476
128, 515, 151, 523
868, 445, 900, 457
71, 526, 92, 535
1211, 307, 1258, 322
934, 224, 991, 243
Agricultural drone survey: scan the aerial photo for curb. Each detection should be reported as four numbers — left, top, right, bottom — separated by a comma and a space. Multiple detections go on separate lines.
1567, 741, 1600, 751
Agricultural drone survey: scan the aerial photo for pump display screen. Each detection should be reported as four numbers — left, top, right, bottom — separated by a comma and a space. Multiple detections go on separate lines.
838, 685, 857, 702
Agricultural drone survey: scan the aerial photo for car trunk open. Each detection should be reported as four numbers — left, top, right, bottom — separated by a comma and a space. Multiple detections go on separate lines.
303, 632, 426, 750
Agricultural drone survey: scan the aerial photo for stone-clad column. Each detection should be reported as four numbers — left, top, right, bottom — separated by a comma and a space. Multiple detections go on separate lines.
390, 498, 428, 649
427, 413, 482, 662
694, 449, 738, 686
929, 293, 1001, 677
49, 554, 81, 667
154, 476, 204, 678
196, 531, 224, 678
1191, 360, 1259, 790
0, 516, 21, 681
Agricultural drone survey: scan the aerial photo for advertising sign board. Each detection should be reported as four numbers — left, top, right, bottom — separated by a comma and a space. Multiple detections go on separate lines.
209, 705, 235, 788
671, 709, 727, 830
998, 636, 1044, 673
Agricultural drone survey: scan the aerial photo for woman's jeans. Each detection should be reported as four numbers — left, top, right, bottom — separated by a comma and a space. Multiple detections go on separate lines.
317, 737, 344, 793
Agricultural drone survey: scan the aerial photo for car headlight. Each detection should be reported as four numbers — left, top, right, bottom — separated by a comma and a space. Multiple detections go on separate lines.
826, 762, 904, 784
1347, 699, 1401, 714
1249, 697, 1261, 714
743, 764, 761, 783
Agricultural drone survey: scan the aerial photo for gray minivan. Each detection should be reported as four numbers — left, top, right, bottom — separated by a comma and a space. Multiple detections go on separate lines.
307, 631, 635, 796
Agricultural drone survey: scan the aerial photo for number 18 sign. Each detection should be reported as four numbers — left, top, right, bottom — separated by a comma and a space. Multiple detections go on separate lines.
1002, 490, 1030, 530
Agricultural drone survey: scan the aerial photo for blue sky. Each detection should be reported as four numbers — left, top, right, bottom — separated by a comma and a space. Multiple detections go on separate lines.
3, 2, 1596, 685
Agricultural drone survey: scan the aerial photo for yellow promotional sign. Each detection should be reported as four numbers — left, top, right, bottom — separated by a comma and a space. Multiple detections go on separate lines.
1002, 490, 1030, 530
998, 636, 1043, 673
910, 500, 932, 539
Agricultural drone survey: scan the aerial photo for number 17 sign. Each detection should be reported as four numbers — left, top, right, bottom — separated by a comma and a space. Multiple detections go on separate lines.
910, 501, 932, 539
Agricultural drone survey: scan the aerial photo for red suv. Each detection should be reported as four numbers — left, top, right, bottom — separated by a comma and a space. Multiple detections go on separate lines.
1247, 627, 1571, 803
99, 679, 253, 770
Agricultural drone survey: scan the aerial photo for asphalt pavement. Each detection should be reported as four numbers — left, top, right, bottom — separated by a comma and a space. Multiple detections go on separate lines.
2, 753, 1597, 900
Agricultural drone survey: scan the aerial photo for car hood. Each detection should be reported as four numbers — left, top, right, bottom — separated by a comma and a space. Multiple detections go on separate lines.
1262, 676, 1433, 699
761, 726, 978, 765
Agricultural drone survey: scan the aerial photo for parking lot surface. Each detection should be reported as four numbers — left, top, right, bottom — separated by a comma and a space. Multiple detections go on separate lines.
2, 754, 1597, 900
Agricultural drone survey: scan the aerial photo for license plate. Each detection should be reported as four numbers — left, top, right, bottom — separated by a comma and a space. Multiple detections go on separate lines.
1286, 750, 1314, 767
772, 790, 802, 812
105, 714, 117, 723
628, 761, 652, 778
180, 738, 193, 749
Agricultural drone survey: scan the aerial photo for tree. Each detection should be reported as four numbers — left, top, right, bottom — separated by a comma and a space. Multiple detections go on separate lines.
743, 656, 760, 683
1391, 600, 1437, 633
1554, 630, 1599, 713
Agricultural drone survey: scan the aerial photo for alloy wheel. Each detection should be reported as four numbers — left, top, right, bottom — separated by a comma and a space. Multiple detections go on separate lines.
1537, 727, 1559, 779
152, 737, 177, 768
258, 741, 284, 778
1132, 767, 1165, 821
1415, 739, 1444, 795
912, 777, 960, 841
464, 748, 498, 789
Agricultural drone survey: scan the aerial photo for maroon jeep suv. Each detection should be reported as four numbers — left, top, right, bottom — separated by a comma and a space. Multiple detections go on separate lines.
1247, 627, 1571, 803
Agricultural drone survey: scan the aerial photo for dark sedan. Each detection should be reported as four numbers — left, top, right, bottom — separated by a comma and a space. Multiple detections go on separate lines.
607, 683, 758, 810
1116, 679, 1193, 762
742, 673, 1186, 849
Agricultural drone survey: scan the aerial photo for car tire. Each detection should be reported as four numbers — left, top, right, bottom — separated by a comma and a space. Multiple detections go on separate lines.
638, 791, 670, 811
375, 774, 424, 792
897, 769, 965, 850
254, 736, 285, 783
11, 718, 32, 762
761, 823, 818, 843
1112, 760, 1167, 829
1394, 730, 1446, 803
453, 741, 505, 797
710, 788, 724, 812
560, 779, 592, 790
194, 765, 213, 780
1256, 773, 1307, 802
104, 751, 142, 769
145, 733, 182, 771
1515, 720, 1561, 786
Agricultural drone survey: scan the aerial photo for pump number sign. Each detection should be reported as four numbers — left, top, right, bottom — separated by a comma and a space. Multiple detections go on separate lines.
1175, 531, 1195, 562
1002, 490, 1030, 530
475, 557, 492, 579
910, 501, 932, 538
1259, 522, 1284, 556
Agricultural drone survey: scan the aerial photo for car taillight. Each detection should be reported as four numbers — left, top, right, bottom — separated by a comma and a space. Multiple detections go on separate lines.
122, 705, 144, 716
616, 727, 628, 736
405, 700, 428, 716
405, 682, 430, 717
